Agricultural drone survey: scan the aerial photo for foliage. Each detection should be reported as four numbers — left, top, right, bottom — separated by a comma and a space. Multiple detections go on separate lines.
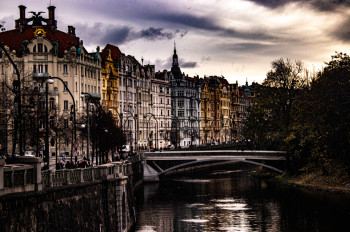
243, 58, 305, 150
244, 53, 350, 176
290, 52, 350, 175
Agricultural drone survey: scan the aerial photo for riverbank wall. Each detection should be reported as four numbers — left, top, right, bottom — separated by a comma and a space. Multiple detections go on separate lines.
0, 155, 144, 232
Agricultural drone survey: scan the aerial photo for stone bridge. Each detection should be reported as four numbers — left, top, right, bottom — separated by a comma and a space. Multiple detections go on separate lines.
143, 150, 287, 181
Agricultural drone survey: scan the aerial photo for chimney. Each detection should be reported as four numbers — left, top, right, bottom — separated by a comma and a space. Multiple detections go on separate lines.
19, 5, 26, 20
68, 26, 76, 36
16, 5, 27, 31
47, 6, 57, 32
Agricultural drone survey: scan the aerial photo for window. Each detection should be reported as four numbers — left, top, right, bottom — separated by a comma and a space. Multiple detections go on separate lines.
178, 100, 184, 108
44, 45, 48, 53
38, 43, 43, 52
160, 87, 163, 93
33, 65, 36, 73
63, 64, 68, 74
64, 119, 68, 128
178, 91, 184, 96
160, 98, 163, 104
45, 65, 48, 73
49, 116, 54, 128
103, 79, 105, 87
63, 82, 68, 91
178, 110, 184, 117
38, 65, 43, 73
49, 98, 55, 109
33, 45, 36, 53
64, 100, 68, 110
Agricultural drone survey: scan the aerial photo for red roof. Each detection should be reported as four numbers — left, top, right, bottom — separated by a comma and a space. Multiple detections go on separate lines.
101, 44, 122, 65
185, 75, 196, 82
0, 27, 79, 58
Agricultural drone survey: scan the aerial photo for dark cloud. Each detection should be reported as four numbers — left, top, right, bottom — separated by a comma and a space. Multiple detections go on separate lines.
246, 0, 350, 12
149, 12, 276, 41
201, 56, 211, 62
75, 23, 185, 46
100, 26, 131, 44
181, 61, 197, 68
137, 27, 175, 41
332, 17, 350, 41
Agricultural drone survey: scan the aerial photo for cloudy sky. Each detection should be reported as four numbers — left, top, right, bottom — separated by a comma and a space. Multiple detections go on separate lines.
1, 0, 350, 84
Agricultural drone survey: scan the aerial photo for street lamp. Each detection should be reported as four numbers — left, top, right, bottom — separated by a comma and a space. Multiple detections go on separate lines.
144, 113, 158, 151
81, 92, 101, 162
222, 117, 232, 144
123, 111, 137, 151
108, 108, 123, 131
33, 73, 53, 167
48, 76, 76, 164
0, 42, 22, 156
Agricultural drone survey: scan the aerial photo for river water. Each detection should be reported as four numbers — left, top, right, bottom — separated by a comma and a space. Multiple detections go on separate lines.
133, 164, 350, 232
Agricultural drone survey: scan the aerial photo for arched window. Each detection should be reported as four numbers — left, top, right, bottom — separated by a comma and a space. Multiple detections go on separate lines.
33, 45, 36, 53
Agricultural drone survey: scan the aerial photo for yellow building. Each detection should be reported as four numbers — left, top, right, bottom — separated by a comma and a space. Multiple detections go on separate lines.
101, 44, 120, 126
217, 77, 231, 143
200, 78, 210, 144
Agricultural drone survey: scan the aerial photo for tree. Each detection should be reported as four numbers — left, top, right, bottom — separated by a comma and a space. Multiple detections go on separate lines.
243, 58, 306, 150
289, 52, 350, 175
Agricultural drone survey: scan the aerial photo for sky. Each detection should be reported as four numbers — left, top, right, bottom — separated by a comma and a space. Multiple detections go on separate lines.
1, 0, 350, 85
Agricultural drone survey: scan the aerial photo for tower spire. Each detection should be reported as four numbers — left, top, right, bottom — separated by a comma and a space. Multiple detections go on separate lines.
172, 41, 179, 67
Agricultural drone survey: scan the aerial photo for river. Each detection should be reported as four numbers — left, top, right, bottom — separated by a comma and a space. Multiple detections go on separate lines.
133, 163, 350, 232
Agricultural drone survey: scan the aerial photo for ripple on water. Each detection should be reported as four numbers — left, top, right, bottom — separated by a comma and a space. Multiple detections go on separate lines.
185, 203, 206, 208
135, 225, 157, 232
173, 178, 211, 183
181, 219, 209, 223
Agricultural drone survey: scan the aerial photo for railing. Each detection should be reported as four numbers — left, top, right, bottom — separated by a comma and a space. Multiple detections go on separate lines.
0, 155, 137, 196
0, 160, 38, 196
41, 161, 133, 189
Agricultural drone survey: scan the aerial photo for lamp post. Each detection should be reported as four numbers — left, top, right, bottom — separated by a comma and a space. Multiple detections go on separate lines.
48, 76, 76, 164
108, 108, 123, 132
108, 108, 123, 153
144, 113, 158, 151
0, 42, 22, 156
222, 117, 232, 144
81, 92, 101, 162
33, 73, 53, 167
123, 111, 137, 151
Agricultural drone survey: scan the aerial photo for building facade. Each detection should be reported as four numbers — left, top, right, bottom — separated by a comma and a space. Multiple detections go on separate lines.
0, 5, 101, 157
169, 46, 201, 148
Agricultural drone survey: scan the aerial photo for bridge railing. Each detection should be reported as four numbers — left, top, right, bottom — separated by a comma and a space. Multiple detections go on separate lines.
0, 156, 135, 195
41, 161, 133, 189
1, 157, 42, 196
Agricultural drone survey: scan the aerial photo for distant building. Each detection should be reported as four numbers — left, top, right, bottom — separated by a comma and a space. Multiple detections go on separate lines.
238, 80, 255, 140
169, 45, 201, 148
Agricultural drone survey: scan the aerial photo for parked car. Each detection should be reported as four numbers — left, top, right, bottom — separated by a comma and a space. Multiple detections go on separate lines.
24, 151, 35, 157
166, 145, 175, 150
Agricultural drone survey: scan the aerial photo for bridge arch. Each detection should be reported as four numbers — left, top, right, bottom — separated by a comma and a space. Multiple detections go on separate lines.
159, 158, 284, 175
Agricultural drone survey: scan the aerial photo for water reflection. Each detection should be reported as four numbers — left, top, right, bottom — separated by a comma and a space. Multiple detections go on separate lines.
133, 166, 350, 232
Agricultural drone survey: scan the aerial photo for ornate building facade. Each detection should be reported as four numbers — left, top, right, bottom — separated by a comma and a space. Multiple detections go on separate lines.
0, 5, 101, 157
169, 45, 201, 148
